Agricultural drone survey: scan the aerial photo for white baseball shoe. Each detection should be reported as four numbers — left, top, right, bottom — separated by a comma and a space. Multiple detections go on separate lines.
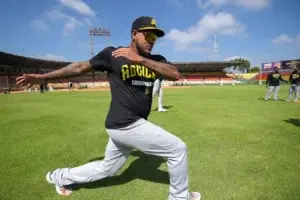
190, 192, 201, 200
46, 172, 73, 196
158, 107, 167, 112
167, 192, 201, 200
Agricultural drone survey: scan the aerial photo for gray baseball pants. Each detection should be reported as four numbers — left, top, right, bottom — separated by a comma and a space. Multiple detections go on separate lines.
49, 118, 190, 200
287, 85, 300, 101
153, 79, 164, 109
265, 86, 280, 100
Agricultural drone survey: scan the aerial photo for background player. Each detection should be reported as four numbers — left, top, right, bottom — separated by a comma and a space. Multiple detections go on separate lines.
286, 67, 300, 102
152, 76, 167, 112
39, 83, 45, 95
16, 16, 201, 200
68, 81, 74, 93
264, 67, 288, 101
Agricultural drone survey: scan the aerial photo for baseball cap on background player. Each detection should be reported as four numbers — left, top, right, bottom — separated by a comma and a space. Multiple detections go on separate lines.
131, 16, 165, 38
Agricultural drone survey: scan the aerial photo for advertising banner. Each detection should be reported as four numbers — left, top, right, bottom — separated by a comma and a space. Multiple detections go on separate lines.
261, 62, 281, 71
281, 59, 300, 69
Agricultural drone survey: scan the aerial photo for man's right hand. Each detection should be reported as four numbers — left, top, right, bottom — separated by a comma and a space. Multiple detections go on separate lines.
16, 74, 46, 88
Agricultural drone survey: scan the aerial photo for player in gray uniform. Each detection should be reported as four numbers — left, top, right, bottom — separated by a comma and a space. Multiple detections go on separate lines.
153, 76, 167, 112
16, 16, 201, 200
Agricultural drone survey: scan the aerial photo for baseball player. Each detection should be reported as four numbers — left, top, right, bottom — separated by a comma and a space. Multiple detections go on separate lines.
68, 81, 74, 93
286, 67, 300, 102
152, 76, 167, 112
264, 67, 288, 101
39, 83, 45, 95
16, 16, 201, 200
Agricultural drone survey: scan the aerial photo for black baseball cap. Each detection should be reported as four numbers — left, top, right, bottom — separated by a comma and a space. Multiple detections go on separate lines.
131, 16, 165, 37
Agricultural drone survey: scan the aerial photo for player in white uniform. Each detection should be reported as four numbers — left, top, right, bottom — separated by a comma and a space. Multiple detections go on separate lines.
152, 77, 167, 112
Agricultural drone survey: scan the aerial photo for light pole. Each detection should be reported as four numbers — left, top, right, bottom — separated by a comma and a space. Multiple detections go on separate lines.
89, 28, 111, 58
88, 28, 111, 85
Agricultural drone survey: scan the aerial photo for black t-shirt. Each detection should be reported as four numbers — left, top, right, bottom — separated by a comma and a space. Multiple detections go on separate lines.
89, 46, 169, 129
289, 72, 300, 85
266, 72, 285, 86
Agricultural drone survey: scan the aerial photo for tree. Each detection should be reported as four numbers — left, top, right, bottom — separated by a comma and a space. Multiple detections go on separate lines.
249, 66, 260, 73
231, 58, 251, 73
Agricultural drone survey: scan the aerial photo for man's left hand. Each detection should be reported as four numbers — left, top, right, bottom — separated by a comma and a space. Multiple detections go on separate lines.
112, 48, 143, 63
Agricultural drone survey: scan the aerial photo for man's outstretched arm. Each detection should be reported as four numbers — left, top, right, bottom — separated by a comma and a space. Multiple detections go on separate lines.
17, 46, 113, 87
43, 61, 94, 82
279, 76, 288, 83
16, 61, 94, 87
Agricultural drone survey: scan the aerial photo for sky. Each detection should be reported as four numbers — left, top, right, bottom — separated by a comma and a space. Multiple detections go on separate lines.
0, 0, 299, 67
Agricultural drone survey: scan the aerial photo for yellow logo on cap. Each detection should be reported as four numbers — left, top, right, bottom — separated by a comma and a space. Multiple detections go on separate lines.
151, 19, 156, 26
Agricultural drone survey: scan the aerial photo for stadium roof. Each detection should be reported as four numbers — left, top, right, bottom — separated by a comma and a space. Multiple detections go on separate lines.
0, 51, 70, 68
0, 51, 235, 73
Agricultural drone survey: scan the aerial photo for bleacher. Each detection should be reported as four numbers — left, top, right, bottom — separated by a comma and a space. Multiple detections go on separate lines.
0, 75, 23, 93
0, 75, 6, 88
176, 73, 235, 85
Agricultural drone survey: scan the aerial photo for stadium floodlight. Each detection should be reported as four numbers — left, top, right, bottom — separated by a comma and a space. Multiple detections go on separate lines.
89, 28, 111, 58
89, 28, 111, 36
212, 34, 219, 60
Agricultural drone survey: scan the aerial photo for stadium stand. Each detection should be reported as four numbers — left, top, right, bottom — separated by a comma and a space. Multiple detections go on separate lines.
226, 73, 258, 80
0, 51, 239, 93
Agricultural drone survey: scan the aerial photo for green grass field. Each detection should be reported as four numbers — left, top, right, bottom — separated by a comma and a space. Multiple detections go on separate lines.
1, 85, 299, 200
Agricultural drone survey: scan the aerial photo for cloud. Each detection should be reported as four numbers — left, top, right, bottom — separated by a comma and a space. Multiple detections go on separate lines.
58, 0, 96, 16
272, 34, 293, 45
46, 9, 83, 36
224, 56, 245, 61
156, 41, 168, 47
31, 2, 94, 36
63, 17, 83, 36
83, 18, 92, 26
30, 19, 49, 31
165, 12, 246, 51
198, 0, 271, 11
36, 53, 68, 61
46, 9, 70, 20
236, 0, 271, 11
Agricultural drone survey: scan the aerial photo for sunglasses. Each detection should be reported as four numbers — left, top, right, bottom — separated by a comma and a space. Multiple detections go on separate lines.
140, 31, 158, 43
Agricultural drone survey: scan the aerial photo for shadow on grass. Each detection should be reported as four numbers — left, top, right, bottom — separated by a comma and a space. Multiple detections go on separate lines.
257, 98, 266, 101
72, 151, 169, 191
257, 98, 286, 102
152, 105, 174, 111
284, 118, 300, 127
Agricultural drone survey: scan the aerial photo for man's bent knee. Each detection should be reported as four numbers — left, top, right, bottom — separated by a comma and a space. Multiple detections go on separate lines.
97, 159, 125, 177
172, 140, 187, 156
